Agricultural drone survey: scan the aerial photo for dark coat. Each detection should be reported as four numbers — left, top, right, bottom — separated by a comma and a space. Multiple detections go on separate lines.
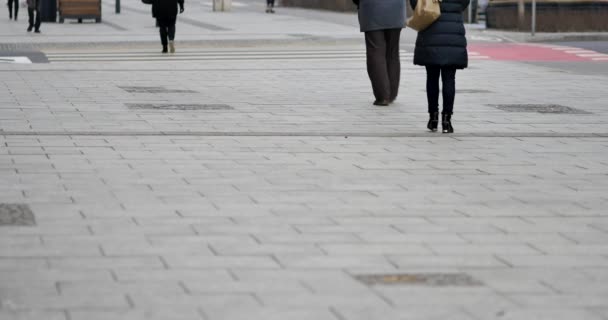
355, 0, 406, 32
26, 0, 40, 10
410, 0, 470, 68
153, 0, 184, 20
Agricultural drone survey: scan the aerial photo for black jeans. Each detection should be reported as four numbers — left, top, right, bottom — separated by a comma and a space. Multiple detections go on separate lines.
267, 0, 274, 6
425, 66, 457, 115
157, 17, 176, 47
8, 0, 18, 19
28, 7, 41, 31
364, 28, 401, 102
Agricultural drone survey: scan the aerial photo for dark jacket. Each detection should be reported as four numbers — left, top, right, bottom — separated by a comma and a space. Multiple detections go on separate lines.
410, 0, 469, 68
355, 0, 406, 32
152, 0, 184, 20
26, 0, 40, 10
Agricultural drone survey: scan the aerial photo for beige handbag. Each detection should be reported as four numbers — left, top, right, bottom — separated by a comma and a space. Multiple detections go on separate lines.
406, 0, 441, 31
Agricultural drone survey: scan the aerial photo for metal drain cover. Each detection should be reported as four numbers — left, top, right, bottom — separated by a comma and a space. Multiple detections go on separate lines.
126, 103, 233, 110
119, 86, 197, 94
0, 204, 36, 226
490, 104, 590, 114
354, 273, 483, 287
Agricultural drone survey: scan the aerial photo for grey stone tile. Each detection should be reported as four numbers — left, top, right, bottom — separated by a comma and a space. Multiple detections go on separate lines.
69, 308, 203, 320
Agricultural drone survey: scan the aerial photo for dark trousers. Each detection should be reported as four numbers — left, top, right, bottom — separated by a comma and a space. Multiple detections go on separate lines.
364, 28, 401, 102
267, 0, 274, 6
157, 17, 176, 47
425, 66, 457, 115
28, 7, 41, 31
8, 0, 18, 19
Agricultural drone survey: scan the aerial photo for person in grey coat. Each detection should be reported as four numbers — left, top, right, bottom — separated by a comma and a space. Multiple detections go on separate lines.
410, 0, 469, 133
353, 0, 406, 106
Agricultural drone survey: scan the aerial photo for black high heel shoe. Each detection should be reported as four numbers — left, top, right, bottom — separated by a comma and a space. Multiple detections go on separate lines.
442, 114, 454, 134
427, 112, 438, 132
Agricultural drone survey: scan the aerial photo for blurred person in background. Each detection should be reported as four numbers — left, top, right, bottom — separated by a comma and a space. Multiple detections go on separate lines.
7, 0, 18, 20
266, 0, 275, 13
152, 0, 184, 53
26, 0, 40, 33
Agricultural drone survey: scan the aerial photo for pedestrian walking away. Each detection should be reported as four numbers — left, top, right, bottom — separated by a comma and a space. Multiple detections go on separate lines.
265, 0, 275, 13
7, 0, 18, 20
353, 0, 405, 106
410, 0, 469, 133
152, 0, 184, 53
26, 0, 40, 33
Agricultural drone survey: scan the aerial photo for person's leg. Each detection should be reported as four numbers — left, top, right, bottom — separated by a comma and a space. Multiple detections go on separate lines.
168, 16, 176, 53
13, 0, 17, 20
27, 7, 34, 31
385, 28, 401, 102
8, 0, 13, 19
168, 17, 176, 41
365, 30, 390, 104
34, 2, 40, 32
440, 68, 457, 115
440, 67, 456, 133
158, 19, 168, 52
425, 65, 440, 114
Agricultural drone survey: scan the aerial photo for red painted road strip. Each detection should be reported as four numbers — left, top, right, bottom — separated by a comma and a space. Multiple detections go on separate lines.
468, 44, 604, 62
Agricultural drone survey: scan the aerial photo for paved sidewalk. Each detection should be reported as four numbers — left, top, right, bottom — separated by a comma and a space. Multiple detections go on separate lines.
1, 3, 608, 320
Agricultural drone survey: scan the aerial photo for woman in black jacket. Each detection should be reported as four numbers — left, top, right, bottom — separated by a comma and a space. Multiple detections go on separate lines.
410, 0, 469, 133
152, 0, 184, 53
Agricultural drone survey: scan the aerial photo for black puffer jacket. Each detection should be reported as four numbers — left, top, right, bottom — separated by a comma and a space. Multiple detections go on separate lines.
410, 0, 470, 69
153, 0, 183, 20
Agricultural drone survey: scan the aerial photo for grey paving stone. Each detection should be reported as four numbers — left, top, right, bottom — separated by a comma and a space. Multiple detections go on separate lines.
319, 244, 431, 255
334, 306, 476, 320
256, 292, 390, 308
210, 243, 323, 255
203, 307, 338, 320
185, 279, 310, 294
0, 269, 112, 284
0, 311, 67, 320
59, 281, 185, 295
49, 257, 164, 269
163, 255, 281, 269
0, 258, 48, 270
0, 292, 129, 309
390, 256, 508, 268
276, 255, 395, 269
466, 307, 606, 320
498, 255, 608, 267
128, 293, 260, 309
113, 268, 232, 282
69, 308, 203, 320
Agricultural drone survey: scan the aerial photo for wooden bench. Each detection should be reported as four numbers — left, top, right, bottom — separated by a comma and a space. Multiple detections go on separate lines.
58, 0, 101, 23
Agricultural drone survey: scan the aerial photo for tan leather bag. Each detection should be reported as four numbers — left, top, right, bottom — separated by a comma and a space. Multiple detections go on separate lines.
406, 0, 441, 31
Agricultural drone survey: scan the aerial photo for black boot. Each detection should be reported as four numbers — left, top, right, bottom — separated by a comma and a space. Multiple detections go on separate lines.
162, 45, 168, 53
427, 112, 438, 132
442, 113, 453, 134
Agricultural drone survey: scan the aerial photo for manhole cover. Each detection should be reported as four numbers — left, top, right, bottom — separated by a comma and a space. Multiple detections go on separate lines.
490, 104, 590, 114
126, 103, 233, 110
0, 204, 36, 226
354, 273, 483, 287
119, 86, 197, 94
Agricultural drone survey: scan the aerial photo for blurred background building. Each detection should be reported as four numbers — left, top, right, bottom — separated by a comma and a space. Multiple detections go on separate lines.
280, 0, 608, 31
